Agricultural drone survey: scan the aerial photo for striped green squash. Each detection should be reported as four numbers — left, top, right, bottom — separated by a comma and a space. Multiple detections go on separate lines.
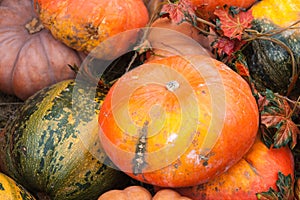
244, 0, 300, 94
244, 19, 300, 94
0, 79, 131, 200
0, 172, 36, 200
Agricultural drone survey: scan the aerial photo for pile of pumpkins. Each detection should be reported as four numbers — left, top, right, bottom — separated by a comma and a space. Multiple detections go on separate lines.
0, 0, 299, 199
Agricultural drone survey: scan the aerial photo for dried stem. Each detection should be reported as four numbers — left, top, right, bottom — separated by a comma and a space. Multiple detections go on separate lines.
245, 20, 300, 37
288, 95, 300, 119
191, 22, 216, 36
0, 102, 23, 106
195, 17, 216, 29
275, 93, 300, 109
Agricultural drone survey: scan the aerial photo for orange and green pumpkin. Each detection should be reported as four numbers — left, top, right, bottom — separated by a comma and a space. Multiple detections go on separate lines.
34, 0, 149, 59
0, 173, 36, 200
0, 79, 131, 200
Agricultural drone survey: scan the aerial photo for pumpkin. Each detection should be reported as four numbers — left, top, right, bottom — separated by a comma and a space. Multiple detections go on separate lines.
98, 186, 191, 200
146, 17, 213, 62
34, 0, 149, 59
150, 17, 209, 48
0, 79, 131, 200
174, 137, 295, 199
243, 0, 300, 94
98, 54, 259, 187
191, 0, 256, 20
152, 189, 192, 200
0, 0, 86, 100
0, 172, 36, 200
98, 185, 152, 200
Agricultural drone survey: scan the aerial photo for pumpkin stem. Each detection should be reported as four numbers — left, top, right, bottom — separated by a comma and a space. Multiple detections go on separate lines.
166, 80, 180, 92
25, 17, 44, 34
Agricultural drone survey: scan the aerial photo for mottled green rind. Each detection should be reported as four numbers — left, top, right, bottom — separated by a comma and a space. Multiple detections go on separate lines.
0, 80, 130, 200
244, 19, 300, 94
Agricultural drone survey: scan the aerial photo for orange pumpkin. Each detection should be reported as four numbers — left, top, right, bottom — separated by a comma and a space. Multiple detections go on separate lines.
191, 0, 257, 20
174, 137, 295, 199
150, 17, 209, 47
98, 54, 259, 187
146, 17, 213, 61
34, 0, 149, 58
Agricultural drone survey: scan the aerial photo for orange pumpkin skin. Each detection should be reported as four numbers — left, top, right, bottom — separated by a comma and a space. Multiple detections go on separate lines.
34, 0, 149, 57
191, 0, 256, 20
150, 17, 210, 48
174, 138, 295, 199
147, 17, 213, 61
98, 55, 259, 187
0, 0, 85, 100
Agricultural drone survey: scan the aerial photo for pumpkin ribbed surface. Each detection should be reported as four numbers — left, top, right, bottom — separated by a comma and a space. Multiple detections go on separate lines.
0, 0, 85, 100
244, 0, 300, 94
0, 80, 130, 200
98, 55, 259, 187
34, 0, 149, 56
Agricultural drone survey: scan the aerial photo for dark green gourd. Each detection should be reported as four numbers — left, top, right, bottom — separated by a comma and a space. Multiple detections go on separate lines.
244, 0, 300, 94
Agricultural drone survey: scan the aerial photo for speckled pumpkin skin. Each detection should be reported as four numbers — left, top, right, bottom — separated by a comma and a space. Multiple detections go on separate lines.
174, 138, 295, 200
0, 173, 36, 200
34, 0, 149, 57
244, 0, 300, 94
0, 80, 131, 200
98, 55, 259, 187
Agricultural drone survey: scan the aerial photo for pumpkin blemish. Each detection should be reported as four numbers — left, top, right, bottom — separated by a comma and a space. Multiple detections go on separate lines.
132, 121, 149, 175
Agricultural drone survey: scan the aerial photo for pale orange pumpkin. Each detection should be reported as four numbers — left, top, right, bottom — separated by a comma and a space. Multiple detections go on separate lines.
98, 186, 152, 200
153, 189, 192, 200
0, 0, 85, 100
98, 186, 192, 200
98, 54, 259, 187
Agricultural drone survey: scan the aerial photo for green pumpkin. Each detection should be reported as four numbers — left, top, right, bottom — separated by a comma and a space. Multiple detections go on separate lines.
0, 172, 36, 200
0, 79, 131, 200
244, 0, 300, 94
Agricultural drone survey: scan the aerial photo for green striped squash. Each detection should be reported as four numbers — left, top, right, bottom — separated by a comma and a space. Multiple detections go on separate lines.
0, 172, 36, 200
0, 79, 131, 200
243, 0, 300, 94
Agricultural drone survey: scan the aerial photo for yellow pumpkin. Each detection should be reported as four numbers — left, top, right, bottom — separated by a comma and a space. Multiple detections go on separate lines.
0, 173, 36, 200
